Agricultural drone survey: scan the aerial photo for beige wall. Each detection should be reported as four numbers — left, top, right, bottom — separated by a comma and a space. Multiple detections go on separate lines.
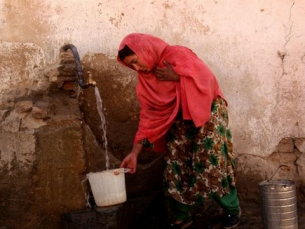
1, 0, 305, 166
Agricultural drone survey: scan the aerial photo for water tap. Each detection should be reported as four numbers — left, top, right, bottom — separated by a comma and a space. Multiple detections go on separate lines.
60, 44, 97, 89
87, 71, 97, 87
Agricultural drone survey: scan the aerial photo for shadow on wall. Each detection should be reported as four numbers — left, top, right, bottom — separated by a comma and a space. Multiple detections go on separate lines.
0, 47, 135, 228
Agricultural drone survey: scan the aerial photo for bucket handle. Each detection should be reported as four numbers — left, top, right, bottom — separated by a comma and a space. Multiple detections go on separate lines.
123, 168, 131, 173
267, 164, 290, 181
81, 177, 92, 208
113, 168, 131, 175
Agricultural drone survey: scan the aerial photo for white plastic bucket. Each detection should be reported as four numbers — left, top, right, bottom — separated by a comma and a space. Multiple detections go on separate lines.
87, 168, 130, 207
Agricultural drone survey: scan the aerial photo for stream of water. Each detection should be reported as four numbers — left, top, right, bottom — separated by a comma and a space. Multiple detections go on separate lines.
94, 87, 109, 170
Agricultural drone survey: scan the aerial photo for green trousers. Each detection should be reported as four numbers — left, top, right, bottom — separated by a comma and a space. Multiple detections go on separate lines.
168, 186, 240, 221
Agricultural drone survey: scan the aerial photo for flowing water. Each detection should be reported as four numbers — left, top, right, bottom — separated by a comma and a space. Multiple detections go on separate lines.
94, 87, 109, 170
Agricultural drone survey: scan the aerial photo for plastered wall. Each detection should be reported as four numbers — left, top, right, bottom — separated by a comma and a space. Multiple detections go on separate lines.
1, 0, 305, 175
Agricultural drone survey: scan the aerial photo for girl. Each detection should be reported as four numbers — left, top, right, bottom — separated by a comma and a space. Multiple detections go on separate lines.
117, 33, 241, 229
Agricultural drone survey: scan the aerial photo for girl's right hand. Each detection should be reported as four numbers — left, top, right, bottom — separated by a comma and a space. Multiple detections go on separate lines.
153, 61, 180, 81
120, 153, 138, 174
120, 142, 142, 174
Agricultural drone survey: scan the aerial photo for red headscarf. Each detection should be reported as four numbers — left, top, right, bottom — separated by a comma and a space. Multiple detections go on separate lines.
117, 33, 224, 146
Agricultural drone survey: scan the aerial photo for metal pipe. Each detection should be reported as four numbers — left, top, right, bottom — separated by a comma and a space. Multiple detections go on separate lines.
61, 44, 95, 89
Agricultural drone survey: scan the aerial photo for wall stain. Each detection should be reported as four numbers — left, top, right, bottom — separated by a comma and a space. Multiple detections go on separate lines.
163, 1, 172, 9
301, 53, 305, 64
109, 13, 124, 28
1, 0, 54, 47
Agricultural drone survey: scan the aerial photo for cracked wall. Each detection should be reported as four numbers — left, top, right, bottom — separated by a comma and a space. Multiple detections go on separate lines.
237, 137, 305, 201
1, 0, 304, 156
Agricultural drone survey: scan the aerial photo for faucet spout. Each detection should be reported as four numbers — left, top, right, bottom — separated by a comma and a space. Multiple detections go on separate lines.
60, 44, 96, 89
87, 71, 97, 87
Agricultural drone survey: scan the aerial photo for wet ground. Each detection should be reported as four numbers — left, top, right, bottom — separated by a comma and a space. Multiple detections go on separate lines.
130, 193, 305, 229
62, 191, 305, 229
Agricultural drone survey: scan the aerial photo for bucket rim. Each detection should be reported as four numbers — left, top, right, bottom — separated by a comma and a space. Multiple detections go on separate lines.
259, 179, 295, 186
86, 168, 125, 177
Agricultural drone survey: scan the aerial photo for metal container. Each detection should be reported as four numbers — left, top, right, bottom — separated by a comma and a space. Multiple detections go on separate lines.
259, 180, 298, 229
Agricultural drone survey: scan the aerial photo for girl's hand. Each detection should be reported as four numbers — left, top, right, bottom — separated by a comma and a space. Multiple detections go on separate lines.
120, 143, 142, 174
120, 153, 138, 174
153, 61, 180, 81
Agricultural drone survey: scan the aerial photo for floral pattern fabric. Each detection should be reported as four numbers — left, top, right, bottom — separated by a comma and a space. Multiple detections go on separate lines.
163, 97, 236, 205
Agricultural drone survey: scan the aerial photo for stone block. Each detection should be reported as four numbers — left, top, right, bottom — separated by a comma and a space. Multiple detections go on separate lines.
277, 137, 294, 153
62, 203, 134, 229
43, 63, 60, 81
296, 154, 305, 177
15, 100, 33, 113
294, 138, 305, 153
32, 100, 53, 119
63, 81, 78, 91
0, 110, 9, 122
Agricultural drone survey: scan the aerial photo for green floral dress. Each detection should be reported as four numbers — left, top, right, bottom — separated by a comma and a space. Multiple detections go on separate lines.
163, 97, 236, 205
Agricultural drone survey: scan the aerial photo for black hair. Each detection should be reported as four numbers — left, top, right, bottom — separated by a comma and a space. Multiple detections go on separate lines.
118, 45, 135, 61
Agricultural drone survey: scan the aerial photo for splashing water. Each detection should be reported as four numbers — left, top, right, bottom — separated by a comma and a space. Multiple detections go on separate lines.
94, 87, 109, 170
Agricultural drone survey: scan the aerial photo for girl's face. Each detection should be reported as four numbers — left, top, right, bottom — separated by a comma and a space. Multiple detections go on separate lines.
123, 54, 150, 73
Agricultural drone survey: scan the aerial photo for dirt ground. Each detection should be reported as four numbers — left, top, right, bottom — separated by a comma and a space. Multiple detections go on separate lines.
130, 194, 305, 229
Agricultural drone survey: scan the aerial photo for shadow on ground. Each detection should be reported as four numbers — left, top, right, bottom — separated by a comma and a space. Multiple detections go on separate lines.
61, 190, 305, 228
130, 192, 305, 229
